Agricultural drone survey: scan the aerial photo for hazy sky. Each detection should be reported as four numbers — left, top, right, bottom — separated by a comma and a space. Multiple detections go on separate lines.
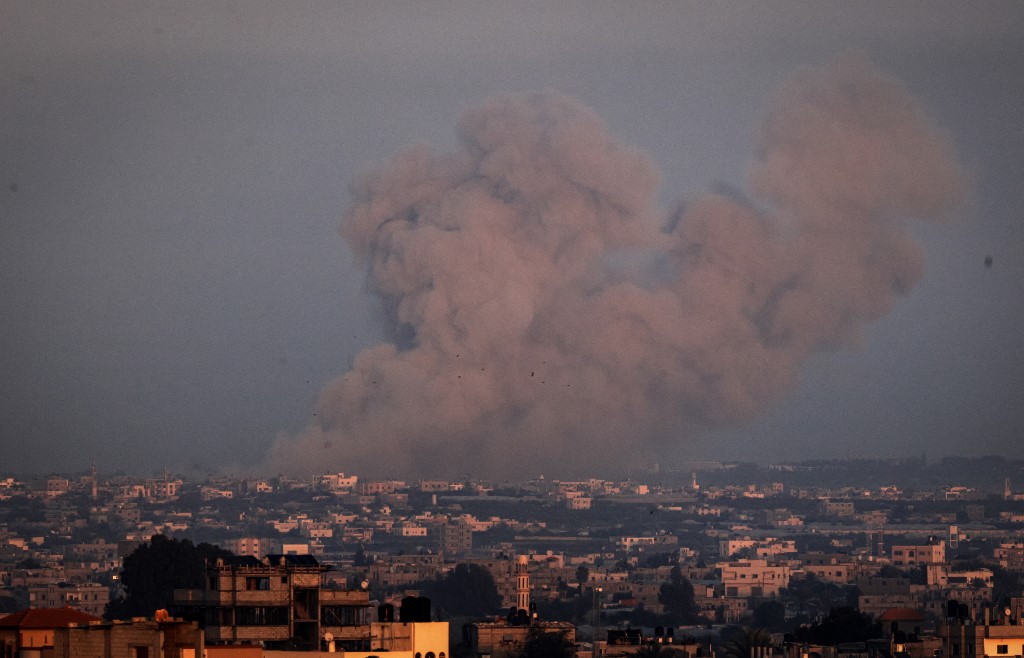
2, 1, 1022, 477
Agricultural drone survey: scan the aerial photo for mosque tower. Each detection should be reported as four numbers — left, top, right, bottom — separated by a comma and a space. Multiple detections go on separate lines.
516, 555, 531, 613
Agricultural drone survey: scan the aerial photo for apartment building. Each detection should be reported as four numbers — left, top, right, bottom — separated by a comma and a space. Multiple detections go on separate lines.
26, 582, 109, 618
892, 541, 946, 568
435, 519, 473, 557
369, 554, 444, 591
716, 559, 791, 598
995, 544, 1024, 571
173, 554, 371, 651
941, 610, 1024, 658
222, 538, 279, 559
798, 552, 860, 584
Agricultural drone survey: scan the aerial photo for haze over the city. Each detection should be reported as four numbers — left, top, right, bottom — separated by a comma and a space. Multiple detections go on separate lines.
2, 2, 1022, 477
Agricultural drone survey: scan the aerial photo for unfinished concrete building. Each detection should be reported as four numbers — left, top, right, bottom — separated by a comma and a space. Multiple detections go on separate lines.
173, 555, 370, 651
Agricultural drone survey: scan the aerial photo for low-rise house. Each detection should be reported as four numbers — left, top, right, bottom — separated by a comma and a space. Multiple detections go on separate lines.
53, 616, 204, 658
0, 607, 102, 656
466, 619, 575, 658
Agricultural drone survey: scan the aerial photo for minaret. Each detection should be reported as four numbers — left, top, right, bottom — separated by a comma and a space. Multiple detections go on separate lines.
90, 462, 98, 500
1005, 478, 1012, 501
516, 555, 531, 613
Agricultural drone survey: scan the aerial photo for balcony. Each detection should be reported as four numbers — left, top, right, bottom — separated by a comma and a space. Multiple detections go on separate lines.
203, 626, 291, 642
174, 589, 294, 606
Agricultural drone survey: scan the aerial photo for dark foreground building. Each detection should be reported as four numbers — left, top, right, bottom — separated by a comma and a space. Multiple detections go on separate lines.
173, 555, 370, 650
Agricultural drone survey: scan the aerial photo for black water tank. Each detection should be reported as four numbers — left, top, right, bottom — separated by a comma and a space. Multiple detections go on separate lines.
400, 595, 431, 622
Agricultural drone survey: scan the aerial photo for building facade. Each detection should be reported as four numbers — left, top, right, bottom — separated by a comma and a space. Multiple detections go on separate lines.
173, 555, 370, 651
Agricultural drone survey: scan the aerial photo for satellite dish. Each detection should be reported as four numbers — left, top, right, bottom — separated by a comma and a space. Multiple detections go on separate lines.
361, 580, 369, 590
323, 632, 334, 642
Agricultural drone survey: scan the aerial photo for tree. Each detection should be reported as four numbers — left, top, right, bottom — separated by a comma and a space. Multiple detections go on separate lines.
535, 595, 591, 623
782, 574, 853, 622
576, 564, 590, 594
751, 600, 788, 632
0, 595, 21, 613
422, 563, 501, 618
518, 628, 574, 658
105, 534, 232, 620
476, 523, 516, 547
633, 647, 666, 658
631, 646, 668, 658
659, 566, 698, 624
15, 558, 43, 570
790, 606, 882, 645
991, 565, 1024, 604
876, 565, 906, 578
720, 626, 772, 658
905, 566, 928, 585
641, 552, 677, 569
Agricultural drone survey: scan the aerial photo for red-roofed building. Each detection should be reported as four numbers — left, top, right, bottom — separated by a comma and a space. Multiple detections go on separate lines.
0, 607, 102, 657
879, 607, 926, 635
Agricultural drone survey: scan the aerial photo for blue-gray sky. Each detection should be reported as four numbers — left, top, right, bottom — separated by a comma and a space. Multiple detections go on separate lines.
1, 2, 1021, 477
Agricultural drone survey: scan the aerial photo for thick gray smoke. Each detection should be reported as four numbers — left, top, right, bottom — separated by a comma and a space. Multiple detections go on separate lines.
267, 56, 966, 478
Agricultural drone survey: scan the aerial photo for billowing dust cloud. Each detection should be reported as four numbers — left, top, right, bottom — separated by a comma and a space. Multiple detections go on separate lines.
267, 56, 966, 478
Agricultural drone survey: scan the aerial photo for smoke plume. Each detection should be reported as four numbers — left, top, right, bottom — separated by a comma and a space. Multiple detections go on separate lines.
267, 56, 966, 478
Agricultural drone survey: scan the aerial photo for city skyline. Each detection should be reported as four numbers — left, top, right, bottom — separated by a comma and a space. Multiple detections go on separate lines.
2, 2, 1022, 476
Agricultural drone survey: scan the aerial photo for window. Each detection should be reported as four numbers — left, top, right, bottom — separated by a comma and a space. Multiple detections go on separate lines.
997, 646, 1008, 655
246, 577, 270, 590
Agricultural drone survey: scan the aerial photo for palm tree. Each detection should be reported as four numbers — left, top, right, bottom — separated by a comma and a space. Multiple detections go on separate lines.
631, 647, 691, 658
720, 626, 772, 658
632, 646, 669, 658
